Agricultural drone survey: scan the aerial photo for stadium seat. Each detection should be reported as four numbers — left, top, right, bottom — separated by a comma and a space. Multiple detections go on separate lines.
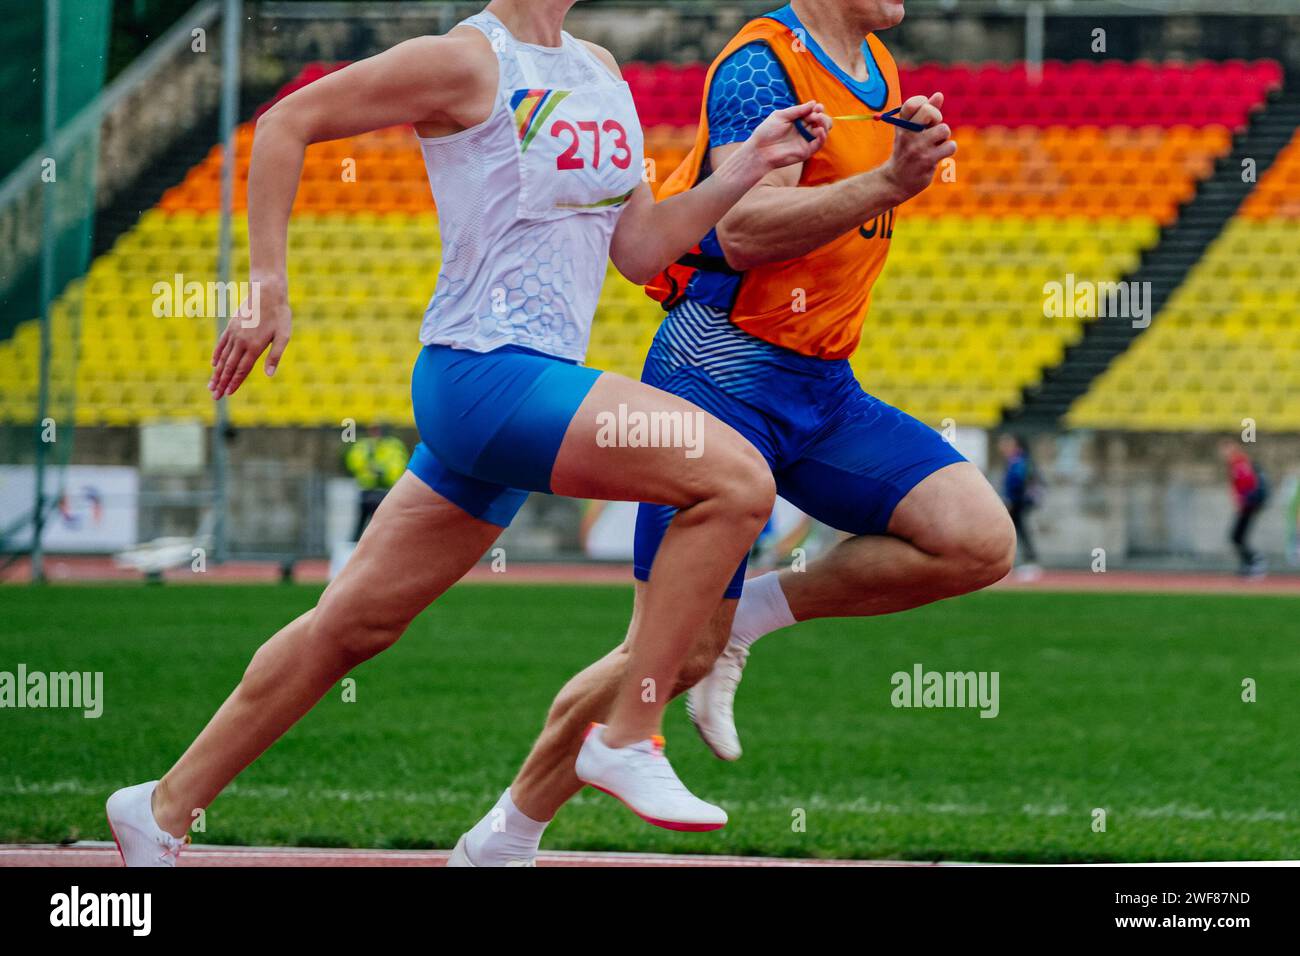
0, 59, 1279, 429
1069, 142, 1300, 433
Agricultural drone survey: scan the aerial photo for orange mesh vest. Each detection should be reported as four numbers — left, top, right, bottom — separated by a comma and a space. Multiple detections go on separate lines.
646, 13, 901, 360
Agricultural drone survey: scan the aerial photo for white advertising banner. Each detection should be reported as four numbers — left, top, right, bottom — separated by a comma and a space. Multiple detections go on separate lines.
0, 466, 139, 553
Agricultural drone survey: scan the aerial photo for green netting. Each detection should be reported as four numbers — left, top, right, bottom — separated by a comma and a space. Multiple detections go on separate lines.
0, 0, 111, 559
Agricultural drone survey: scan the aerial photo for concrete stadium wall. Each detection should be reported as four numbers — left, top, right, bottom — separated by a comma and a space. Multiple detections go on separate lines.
51, 425, 1300, 568
1017, 431, 1300, 569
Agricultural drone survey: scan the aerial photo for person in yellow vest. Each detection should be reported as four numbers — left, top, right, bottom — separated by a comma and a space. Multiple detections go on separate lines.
344, 427, 409, 540
455, 0, 1018, 864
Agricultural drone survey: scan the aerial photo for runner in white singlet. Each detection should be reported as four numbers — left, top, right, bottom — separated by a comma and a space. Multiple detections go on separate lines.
106, 0, 831, 865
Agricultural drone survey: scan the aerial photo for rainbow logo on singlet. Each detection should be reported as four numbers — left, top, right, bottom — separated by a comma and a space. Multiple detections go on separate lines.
511, 88, 571, 152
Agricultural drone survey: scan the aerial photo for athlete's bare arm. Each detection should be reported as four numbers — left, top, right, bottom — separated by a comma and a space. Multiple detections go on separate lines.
210, 31, 497, 398
713, 92, 956, 271
577, 42, 832, 285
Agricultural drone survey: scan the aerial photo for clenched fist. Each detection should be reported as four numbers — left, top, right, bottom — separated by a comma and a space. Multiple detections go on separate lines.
881, 92, 957, 201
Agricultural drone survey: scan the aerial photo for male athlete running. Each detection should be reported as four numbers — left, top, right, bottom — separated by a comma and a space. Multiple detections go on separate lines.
455, 0, 1015, 865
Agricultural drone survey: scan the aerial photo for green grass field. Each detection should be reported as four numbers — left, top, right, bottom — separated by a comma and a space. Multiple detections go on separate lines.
1, 583, 1296, 862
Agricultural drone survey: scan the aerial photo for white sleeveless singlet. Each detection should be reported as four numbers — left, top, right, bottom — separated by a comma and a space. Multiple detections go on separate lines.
416, 10, 646, 363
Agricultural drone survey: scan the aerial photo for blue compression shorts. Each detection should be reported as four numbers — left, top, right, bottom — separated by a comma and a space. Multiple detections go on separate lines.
407, 344, 601, 527
633, 301, 967, 598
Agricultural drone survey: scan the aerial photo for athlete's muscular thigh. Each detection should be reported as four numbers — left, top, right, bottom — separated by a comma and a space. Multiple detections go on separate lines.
886, 461, 1011, 559
317, 472, 503, 634
550, 371, 769, 509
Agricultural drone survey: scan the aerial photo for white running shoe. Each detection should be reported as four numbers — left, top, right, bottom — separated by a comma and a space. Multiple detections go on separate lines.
575, 723, 726, 832
1014, 563, 1043, 582
446, 833, 536, 867
105, 781, 188, 868
686, 639, 750, 762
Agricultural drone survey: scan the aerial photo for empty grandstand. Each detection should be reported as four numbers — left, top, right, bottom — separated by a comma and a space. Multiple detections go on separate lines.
3, 0, 1298, 569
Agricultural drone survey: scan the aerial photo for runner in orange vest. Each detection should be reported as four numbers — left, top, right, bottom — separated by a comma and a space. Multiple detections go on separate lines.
457, 0, 1017, 864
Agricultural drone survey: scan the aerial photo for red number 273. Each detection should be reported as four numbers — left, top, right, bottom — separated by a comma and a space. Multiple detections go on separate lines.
551, 119, 632, 171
